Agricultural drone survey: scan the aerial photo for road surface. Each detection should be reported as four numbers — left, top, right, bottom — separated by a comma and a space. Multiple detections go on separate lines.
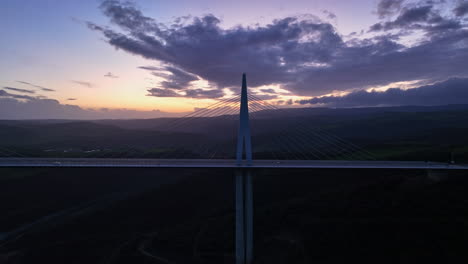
0, 158, 467, 170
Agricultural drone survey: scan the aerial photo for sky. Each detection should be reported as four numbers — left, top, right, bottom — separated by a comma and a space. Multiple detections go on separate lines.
1, 0, 468, 119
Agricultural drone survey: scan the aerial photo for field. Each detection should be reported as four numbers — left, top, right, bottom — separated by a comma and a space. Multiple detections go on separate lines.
1, 168, 468, 263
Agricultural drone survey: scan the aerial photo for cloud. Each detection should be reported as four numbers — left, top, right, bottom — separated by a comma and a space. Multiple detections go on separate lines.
250, 93, 278, 100
71, 80, 94, 88
87, 2, 344, 95
370, 2, 464, 35
146, 87, 224, 98
3, 86, 35, 94
370, 5, 434, 32
184, 88, 224, 98
104, 72, 119, 78
86, 0, 468, 98
393, 5, 433, 24
99, 0, 157, 33
259, 88, 276, 93
39, 88, 55, 92
275, 99, 293, 105
322, 10, 337, 19
376, 0, 404, 18
138, 66, 159, 71
146, 88, 183, 97
0, 89, 38, 100
16, 81, 55, 92
454, 2, 468, 17
140, 65, 224, 98
67, 98, 77, 101
140, 65, 199, 90
297, 78, 468, 107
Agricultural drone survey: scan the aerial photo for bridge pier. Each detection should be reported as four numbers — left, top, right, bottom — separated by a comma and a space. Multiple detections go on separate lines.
235, 169, 253, 264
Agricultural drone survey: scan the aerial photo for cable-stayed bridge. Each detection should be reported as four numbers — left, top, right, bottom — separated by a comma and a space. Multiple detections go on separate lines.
1, 74, 468, 264
0, 158, 465, 169
1, 73, 466, 169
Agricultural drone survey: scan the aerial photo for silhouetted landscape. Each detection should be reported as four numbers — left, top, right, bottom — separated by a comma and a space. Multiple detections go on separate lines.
2, 104, 468, 162
2, 168, 468, 263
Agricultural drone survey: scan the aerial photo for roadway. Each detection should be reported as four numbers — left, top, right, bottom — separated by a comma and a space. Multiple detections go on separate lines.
0, 158, 467, 170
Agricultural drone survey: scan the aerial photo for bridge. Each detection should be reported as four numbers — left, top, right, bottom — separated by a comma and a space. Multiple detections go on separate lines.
1, 73, 468, 264
0, 158, 465, 169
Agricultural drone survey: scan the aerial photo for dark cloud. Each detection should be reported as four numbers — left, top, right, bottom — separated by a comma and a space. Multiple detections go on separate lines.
99, 0, 158, 33
185, 88, 224, 98
140, 65, 222, 98
259, 88, 276, 93
16, 81, 55, 92
40, 88, 55, 92
138, 66, 159, 71
393, 5, 433, 25
250, 93, 278, 100
71, 80, 94, 88
370, 5, 435, 31
425, 19, 462, 34
275, 98, 293, 105
377, 0, 404, 18
140, 65, 199, 90
454, 2, 468, 17
67, 98, 77, 101
3, 86, 35, 94
146, 87, 223, 98
87, 0, 468, 98
88, 2, 345, 96
370, 2, 465, 35
0, 89, 37, 100
138, 66, 208, 98
146, 88, 183, 97
104, 72, 119, 78
297, 78, 468, 107
369, 23, 384, 31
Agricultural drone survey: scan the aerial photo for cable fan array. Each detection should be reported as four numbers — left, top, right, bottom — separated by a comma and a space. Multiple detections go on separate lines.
248, 94, 375, 160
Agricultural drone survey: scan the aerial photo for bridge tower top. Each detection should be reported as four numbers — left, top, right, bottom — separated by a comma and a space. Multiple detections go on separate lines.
236, 73, 253, 165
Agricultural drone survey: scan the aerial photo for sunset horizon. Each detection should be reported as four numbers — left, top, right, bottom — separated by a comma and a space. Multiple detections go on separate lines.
2, 0, 468, 119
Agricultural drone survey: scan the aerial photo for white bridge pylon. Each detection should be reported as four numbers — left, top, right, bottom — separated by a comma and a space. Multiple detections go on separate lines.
235, 73, 254, 264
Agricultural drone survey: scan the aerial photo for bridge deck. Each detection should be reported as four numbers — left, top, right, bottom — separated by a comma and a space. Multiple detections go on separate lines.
0, 158, 467, 169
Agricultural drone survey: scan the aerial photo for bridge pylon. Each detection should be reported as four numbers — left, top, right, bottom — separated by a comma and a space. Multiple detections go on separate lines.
235, 73, 254, 264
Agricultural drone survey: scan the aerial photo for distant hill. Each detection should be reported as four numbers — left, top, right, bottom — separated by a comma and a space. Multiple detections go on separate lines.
1, 104, 468, 162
